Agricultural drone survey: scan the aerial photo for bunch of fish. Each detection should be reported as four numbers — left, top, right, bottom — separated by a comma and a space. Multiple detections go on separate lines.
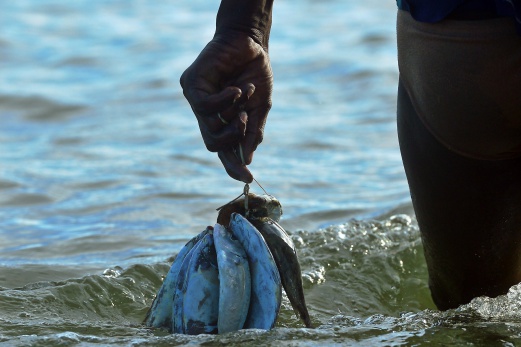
143, 191, 312, 334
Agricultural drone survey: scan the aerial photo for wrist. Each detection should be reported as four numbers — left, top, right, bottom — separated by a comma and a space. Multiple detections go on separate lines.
215, 0, 273, 50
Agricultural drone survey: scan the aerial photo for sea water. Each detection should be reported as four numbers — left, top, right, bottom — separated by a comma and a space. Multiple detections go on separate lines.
2, 0, 521, 346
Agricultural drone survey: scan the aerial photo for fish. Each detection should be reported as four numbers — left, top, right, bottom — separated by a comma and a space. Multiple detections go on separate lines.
217, 193, 283, 226
181, 232, 220, 335
145, 191, 309, 335
144, 227, 211, 330
171, 237, 198, 333
250, 217, 313, 328
229, 213, 282, 330
213, 223, 251, 334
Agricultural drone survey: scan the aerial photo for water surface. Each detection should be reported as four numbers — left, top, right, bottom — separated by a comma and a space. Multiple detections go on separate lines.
2, 0, 520, 346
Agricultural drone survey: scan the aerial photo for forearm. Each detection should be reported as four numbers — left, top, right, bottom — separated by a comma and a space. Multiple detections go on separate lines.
215, 0, 274, 49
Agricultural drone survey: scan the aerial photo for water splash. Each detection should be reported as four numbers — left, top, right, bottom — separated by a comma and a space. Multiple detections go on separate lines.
2, 215, 521, 346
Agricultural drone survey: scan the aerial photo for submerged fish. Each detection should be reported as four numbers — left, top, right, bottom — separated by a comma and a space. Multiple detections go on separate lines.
213, 223, 251, 334
251, 217, 313, 328
144, 227, 211, 330
229, 213, 282, 330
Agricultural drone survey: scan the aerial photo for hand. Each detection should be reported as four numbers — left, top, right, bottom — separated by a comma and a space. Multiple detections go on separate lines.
180, 32, 273, 183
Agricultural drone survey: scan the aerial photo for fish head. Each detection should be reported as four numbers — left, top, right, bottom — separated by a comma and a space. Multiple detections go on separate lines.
217, 193, 283, 225
213, 223, 246, 258
249, 195, 283, 222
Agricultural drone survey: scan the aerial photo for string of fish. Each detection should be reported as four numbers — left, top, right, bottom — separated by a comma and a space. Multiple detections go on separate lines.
144, 145, 312, 334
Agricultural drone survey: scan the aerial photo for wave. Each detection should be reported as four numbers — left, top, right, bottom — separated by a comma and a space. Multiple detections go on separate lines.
2, 215, 521, 346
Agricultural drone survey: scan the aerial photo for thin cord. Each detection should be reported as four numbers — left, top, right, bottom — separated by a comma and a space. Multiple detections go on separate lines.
253, 177, 269, 195
244, 183, 250, 218
215, 191, 244, 211
216, 149, 272, 212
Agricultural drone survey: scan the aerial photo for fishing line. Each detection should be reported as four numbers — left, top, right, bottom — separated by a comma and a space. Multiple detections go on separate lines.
216, 191, 245, 211
216, 141, 271, 211
244, 183, 250, 218
253, 177, 269, 196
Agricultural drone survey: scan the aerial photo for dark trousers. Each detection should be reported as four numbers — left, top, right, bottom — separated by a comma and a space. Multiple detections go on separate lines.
397, 79, 521, 310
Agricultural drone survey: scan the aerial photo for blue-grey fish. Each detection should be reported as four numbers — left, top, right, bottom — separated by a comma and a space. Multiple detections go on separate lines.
251, 217, 313, 328
181, 232, 220, 334
229, 213, 282, 330
213, 223, 251, 334
144, 227, 210, 330
171, 237, 198, 333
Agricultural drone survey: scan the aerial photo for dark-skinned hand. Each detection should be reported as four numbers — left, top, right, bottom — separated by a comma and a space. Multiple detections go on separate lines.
180, 32, 273, 183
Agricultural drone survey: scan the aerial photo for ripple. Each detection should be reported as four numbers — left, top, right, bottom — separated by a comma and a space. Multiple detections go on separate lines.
2, 224, 521, 346
51, 136, 85, 146
0, 193, 53, 206
0, 95, 86, 122
54, 56, 100, 67
0, 179, 22, 190
67, 180, 119, 190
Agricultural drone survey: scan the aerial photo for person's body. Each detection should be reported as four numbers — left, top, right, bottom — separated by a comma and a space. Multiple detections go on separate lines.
180, 0, 521, 310
397, 3, 521, 309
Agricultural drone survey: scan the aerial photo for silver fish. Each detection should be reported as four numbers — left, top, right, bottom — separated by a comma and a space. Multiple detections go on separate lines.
144, 227, 210, 330
213, 223, 251, 334
171, 237, 198, 333
181, 232, 219, 335
229, 213, 282, 330
251, 217, 313, 328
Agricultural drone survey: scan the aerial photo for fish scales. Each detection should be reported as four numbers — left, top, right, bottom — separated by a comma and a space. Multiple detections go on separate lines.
171, 238, 199, 333
144, 227, 210, 330
229, 213, 282, 330
214, 223, 251, 333
251, 217, 313, 328
182, 232, 220, 335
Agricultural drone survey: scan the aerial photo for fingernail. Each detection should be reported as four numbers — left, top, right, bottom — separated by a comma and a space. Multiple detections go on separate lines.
247, 86, 255, 98
233, 92, 241, 103
239, 111, 247, 123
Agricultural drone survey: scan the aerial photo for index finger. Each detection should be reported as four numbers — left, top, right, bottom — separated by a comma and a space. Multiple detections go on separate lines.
218, 148, 253, 183
187, 86, 241, 117
240, 106, 269, 165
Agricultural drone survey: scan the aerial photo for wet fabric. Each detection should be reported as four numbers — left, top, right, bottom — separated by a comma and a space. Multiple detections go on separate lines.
397, 9, 521, 160
397, 78, 521, 310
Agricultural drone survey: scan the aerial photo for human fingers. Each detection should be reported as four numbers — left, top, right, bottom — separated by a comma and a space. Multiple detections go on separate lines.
199, 110, 248, 152
218, 147, 253, 183
188, 87, 242, 122
189, 83, 252, 154
240, 104, 269, 165
235, 83, 256, 109
180, 65, 242, 112
216, 83, 255, 125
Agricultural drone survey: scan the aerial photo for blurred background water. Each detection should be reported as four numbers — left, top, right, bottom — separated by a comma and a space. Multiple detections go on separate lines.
1, 0, 521, 346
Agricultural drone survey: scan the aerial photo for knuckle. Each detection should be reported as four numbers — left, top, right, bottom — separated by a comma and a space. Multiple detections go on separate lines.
204, 140, 219, 153
256, 130, 264, 145
179, 71, 187, 88
205, 144, 219, 153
